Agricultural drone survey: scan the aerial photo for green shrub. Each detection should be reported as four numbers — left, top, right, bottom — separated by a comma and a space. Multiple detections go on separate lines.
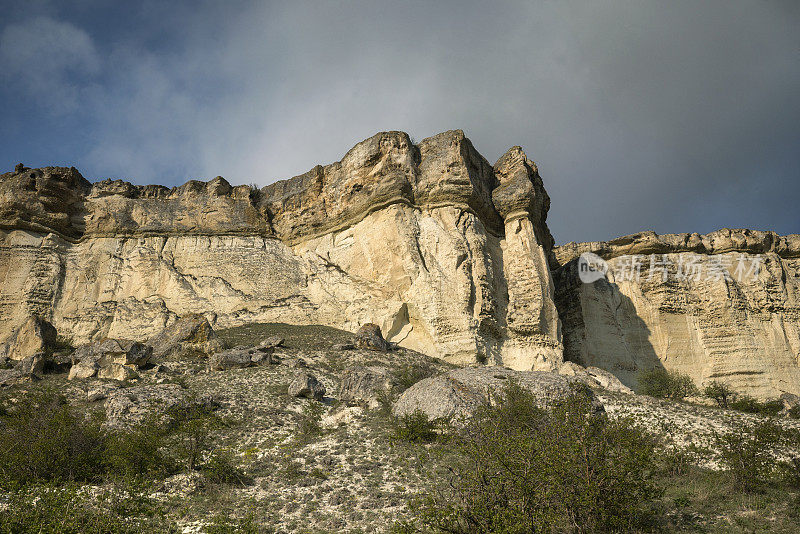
392, 410, 441, 443
202, 449, 249, 485
103, 417, 174, 481
0, 485, 175, 533
661, 444, 708, 477
729, 394, 784, 416
412, 382, 661, 532
375, 387, 396, 418
638, 368, 698, 399
0, 391, 228, 487
714, 419, 785, 492
780, 456, 800, 489
0, 394, 105, 487
704, 380, 735, 408
296, 400, 325, 439
105, 402, 224, 480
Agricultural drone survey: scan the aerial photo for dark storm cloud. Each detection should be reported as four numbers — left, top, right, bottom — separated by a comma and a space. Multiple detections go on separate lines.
0, 0, 797, 243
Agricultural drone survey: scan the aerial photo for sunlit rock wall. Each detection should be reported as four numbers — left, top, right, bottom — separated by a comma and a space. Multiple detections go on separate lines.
0, 130, 563, 371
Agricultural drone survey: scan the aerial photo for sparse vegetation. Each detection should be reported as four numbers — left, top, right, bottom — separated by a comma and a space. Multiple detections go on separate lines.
0, 485, 175, 534
409, 382, 662, 533
391, 410, 442, 443
703, 380, 735, 408
729, 394, 784, 416
713, 419, 787, 492
704, 381, 788, 416
638, 368, 699, 399
3, 323, 800, 532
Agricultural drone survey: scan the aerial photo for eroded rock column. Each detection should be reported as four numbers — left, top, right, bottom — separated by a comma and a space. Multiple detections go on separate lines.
493, 147, 563, 370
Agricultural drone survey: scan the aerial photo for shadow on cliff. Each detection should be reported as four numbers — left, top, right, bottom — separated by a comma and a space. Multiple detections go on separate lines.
602, 282, 665, 391
554, 261, 664, 392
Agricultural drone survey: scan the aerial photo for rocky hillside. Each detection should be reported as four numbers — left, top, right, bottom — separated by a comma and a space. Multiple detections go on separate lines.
0, 321, 799, 533
1, 129, 799, 397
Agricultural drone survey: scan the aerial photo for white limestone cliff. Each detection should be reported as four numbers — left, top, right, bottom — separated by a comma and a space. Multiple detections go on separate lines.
553, 229, 800, 398
0, 130, 562, 371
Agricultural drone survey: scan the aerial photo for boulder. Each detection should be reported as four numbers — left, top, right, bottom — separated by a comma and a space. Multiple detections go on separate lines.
68, 339, 151, 380
16, 353, 45, 378
338, 366, 394, 409
354, 323, 389, 352
87, 382, 121, 402
393, 367, 602, 423
0, 368, 22, 387
69, 361, 98, 380
252, 337, 281, 364
259, 336, 284, 349
148, 314, 225, 361
289, 372, 326, 400
207, 349, 252, 371
97, 363, 138, 381
0, 316, 57, 361
557, 361, 633, 394
72, 339, 152, 367
250, 349, 277, 365
585, 366, 633, 394
0, 353, 47, 385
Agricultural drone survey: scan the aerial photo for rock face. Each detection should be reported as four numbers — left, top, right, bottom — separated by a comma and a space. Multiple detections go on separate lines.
0, 316, 56, 361
553, 229, 800, 399
0, 130, 563, 372
2, 132, 799, 399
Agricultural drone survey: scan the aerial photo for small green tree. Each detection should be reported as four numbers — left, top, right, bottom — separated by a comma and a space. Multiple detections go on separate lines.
296, 400, 325, 439
392, 410, 440, 443
714, 419, 785, 492
163, 402, 225, 471
704, 380, 735, 408
638, 368, 698, 400
729, 394, 784, 416
412, 382, 662, 533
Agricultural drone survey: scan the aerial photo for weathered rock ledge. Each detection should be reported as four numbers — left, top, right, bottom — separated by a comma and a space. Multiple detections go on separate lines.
2, 130, 546, 245
553, 228, 800, 267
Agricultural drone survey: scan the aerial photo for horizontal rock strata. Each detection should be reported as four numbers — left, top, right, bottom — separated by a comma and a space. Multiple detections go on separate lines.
553, 229, 800, 398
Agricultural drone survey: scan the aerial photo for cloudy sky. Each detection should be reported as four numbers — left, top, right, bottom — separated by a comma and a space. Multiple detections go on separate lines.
1, 1, 797, 244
